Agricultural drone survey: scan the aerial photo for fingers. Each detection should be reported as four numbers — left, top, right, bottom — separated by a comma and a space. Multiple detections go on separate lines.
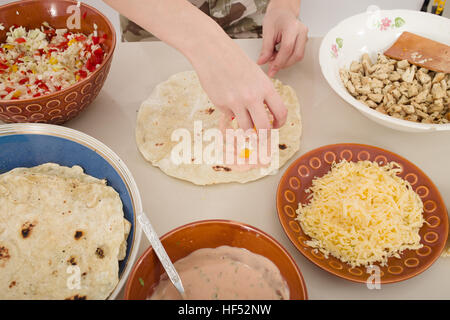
220, 107, 235, 122
284, 28, 308, 68
267, 22, 308, 77
248, 103, 272, 130
234, 108, 254, 130
265, 87, 287, 128
267, 29, 297, 77
258, 24, 276, 65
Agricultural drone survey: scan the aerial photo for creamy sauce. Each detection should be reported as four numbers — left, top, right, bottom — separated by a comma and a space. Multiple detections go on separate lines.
149, 246, 290, 300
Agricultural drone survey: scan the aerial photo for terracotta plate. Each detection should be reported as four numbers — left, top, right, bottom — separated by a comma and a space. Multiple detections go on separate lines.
125, 219, 308, 300
276, 143, 448, 284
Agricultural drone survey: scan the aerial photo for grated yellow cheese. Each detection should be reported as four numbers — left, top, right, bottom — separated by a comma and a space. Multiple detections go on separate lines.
296, 160, 424, 267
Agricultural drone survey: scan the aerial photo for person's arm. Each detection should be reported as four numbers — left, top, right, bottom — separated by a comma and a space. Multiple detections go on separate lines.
103, 0, 287, 130
258, 0, 308, 77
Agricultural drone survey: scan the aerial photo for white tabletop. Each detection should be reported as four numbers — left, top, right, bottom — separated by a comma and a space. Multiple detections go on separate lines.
63, 38, 450, 300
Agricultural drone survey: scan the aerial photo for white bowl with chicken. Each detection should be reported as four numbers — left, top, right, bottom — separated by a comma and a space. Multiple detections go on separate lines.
319, 8, 450, 132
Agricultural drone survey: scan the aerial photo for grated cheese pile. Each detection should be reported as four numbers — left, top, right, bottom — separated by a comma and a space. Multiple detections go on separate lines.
296, 160, 424, 267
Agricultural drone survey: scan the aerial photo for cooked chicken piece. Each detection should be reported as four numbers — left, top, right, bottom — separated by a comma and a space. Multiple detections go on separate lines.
340, 52, 449, 124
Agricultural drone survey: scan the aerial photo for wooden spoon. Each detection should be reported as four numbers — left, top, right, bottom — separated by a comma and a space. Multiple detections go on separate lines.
384, 31, 450, 73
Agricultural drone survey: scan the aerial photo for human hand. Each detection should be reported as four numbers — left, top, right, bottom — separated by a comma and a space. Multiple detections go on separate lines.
191, 37, 287, 130
104, 0, 290, 130
258, 0, 308, 77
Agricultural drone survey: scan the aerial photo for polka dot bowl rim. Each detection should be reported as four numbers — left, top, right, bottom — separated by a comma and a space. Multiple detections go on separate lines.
276, 143, 448, 284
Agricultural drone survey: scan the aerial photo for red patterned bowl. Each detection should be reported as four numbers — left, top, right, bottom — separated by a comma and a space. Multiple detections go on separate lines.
277, 143, 448, 284
0, 0, 116, 124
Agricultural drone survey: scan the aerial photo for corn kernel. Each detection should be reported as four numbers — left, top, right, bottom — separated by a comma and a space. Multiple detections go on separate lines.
12, 90, 21, 98
68, 39, 77, 46
49, 57, 58, 65
10, 64, 18, 73
239, 148, 252, 159
3, 44, 14, 50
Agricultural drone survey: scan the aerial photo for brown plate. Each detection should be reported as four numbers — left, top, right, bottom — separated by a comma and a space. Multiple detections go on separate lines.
125, 219, 308, 300
276, 143, 448, 284
0, 0, 116, 124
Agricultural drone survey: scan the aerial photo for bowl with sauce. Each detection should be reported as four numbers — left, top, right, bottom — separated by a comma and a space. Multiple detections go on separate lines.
125, 220, 308, 300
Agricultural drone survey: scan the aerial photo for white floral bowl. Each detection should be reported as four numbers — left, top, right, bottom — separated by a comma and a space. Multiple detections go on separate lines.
319, 8, 450, 132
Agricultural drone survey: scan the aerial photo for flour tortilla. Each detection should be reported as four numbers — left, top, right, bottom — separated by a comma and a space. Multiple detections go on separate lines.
0, 163, 130, 300
136, 71, 302, 185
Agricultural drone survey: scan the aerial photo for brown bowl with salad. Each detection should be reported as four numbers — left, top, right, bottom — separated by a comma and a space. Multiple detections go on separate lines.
0, 0, 116, 124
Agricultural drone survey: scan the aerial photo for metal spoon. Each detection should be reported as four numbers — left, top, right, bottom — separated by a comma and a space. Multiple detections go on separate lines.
137, 212, 186, 299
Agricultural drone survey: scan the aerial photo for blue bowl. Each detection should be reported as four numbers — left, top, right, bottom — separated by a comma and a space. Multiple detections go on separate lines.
0, 123, 142, 299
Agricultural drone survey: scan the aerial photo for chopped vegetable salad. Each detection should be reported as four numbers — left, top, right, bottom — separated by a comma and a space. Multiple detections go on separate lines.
0, 23, 106, 100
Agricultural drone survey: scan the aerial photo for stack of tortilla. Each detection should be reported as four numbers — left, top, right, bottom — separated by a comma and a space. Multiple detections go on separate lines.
0, 163, 130, 300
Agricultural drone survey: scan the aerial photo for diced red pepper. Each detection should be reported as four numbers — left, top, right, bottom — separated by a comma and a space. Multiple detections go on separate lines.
15, 37, 26, 43
84, 43, 92, 52
19, 77, 29, 85
57, 41, 68, 51
75, 35, 86, 41
92, 36, 100, 45
63, 32, 71, 39
0, 62, 8, 70
86, 59, 96, 72
93, 47, 103, 57
55, 85, 62, 91
44, 29, 56, 42
38, 82, 49, 91
0, 95, 6, 99
5, 87, 14, 93
32, 93, 41, 97
34, 80, 49, 92
86, 49, 104, 72
78, 69, 87, 78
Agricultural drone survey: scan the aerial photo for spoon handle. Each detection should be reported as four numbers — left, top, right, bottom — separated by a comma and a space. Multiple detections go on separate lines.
137, 212, 186, 297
